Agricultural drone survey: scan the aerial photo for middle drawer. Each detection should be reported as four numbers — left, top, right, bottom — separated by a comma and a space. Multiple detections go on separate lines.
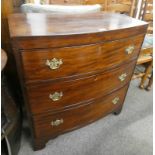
27, 61, 135, 115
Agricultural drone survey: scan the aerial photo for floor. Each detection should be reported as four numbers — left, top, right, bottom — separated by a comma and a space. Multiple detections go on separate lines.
18, 79, 153, 155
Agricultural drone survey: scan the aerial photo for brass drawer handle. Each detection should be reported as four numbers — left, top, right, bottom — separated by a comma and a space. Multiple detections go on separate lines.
119, 73, 127, 82
125, 45, 135, 55
51, 119, 64, 126
112, 97, 120, 105
49, 92, 63, 101
45, 58, 63, 70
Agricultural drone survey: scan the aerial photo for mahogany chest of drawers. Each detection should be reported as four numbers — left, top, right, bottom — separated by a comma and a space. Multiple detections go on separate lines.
8, 12, 147, 150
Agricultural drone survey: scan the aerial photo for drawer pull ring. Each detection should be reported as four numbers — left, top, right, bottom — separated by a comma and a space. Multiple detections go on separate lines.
46, 58, 63, 70
119, 73, 127, 82
51, 119, 64, 126
112, 97, 120, 105
125, 45, 135, 55
49, 92, 63, 101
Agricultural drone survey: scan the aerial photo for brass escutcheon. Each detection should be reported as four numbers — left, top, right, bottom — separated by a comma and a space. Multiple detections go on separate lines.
49, 92, 63, 101
119, 73, 127, 82
51, 119, 64, 126
125, 45, 135, 55
112, 97, 120, 105
45, 58, 63, 70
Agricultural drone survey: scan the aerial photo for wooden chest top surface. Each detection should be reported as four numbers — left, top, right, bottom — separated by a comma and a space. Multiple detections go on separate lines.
9, 12, 147, 38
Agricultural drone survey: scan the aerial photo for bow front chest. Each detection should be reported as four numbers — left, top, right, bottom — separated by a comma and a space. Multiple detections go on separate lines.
8, 13, 147, 150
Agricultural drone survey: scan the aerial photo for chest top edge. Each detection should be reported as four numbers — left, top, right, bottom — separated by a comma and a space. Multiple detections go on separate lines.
8, 12, 148, 38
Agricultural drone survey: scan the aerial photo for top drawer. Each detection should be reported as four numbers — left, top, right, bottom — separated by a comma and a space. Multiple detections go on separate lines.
21, 34, 144, 84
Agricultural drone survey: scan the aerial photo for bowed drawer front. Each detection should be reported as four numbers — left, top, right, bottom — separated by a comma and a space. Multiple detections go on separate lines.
22, 34, 144, 83
8, 13, 148, 150
27, 61, 135, 114
33, 85, 129, 139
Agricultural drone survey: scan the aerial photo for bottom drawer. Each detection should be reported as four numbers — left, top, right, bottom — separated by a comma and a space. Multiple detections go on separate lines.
33, 84, 129, 139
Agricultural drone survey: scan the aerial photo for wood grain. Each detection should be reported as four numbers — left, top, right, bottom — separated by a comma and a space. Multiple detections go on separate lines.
21, 34, 144, 83
8, 13, 147, 37
27, 61, 135, 114
8, 13, 148, 150
32, 85, 129, 142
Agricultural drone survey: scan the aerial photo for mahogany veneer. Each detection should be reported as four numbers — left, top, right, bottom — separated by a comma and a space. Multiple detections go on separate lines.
8, 12, 147, 150
27, 61, 135, 114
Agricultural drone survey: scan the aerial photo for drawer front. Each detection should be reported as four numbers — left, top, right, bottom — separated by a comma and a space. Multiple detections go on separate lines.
27, 61, 135, 114
33, 85, 128, 139
21, 34, 144, 83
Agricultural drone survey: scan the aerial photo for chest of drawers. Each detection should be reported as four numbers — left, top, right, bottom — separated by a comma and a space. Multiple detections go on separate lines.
8, 12, 147, 150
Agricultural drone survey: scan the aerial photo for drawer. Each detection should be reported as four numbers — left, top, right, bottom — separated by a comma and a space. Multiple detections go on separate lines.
21, 34, 144, 83
33, 84, 128, 139
27, 61, 135, 114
